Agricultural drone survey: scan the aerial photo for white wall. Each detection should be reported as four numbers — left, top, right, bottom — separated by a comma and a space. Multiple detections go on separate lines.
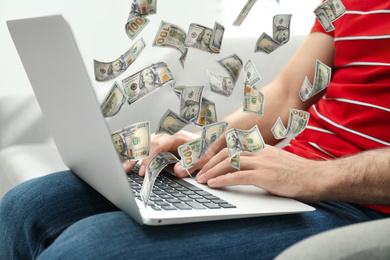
0, 0, 320, 98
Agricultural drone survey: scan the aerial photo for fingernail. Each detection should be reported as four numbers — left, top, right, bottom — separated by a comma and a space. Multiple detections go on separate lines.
208, 178, 216, 186
122, 162, 128, 169
197, 173, 205, 183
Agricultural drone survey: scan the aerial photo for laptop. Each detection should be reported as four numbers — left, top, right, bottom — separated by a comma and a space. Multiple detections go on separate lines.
7, 15, 314, 225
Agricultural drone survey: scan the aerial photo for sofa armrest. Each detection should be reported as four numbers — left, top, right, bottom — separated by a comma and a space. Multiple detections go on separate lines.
275, 218, 390, 260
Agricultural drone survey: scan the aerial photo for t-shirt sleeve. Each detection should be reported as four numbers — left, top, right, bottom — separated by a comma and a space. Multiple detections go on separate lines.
310, 17, 335, 37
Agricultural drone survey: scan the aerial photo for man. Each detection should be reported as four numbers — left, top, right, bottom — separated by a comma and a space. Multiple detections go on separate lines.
0, 1, 389, 259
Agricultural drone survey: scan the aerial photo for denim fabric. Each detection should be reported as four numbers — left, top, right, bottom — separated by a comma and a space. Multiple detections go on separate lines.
0, 171, 387, 260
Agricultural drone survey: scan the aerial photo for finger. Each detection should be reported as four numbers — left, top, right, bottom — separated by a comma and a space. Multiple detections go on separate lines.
207, 170, 256, 188
173, 162, 191, 178
197, 150, 236, 184
191, 133, 228, 174
139, 131, 198, 176
122, 160, 137, 173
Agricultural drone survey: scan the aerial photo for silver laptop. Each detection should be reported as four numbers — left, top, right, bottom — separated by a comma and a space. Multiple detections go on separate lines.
7, 15, 314, 225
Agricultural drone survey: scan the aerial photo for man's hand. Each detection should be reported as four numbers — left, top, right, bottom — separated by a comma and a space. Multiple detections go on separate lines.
196, 145, 324, 203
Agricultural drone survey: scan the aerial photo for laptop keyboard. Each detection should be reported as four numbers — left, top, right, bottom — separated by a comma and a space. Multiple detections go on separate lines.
127, 165, 236, 211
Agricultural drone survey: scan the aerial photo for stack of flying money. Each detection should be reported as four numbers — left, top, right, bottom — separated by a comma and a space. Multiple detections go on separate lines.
140, 152, 179, 207
299, 59, 331, 101
111, 121, 151, 162
314, 0, 346, 32
271, 108, 310, 140
243, 59, 264, 115
152, 21, 188, 67
94, 38, 146, 82
184, 22, 225, 54
226, 125, 266, 170
125, 0, 157, 40
207, 54, 243, 96
254, 14, 292, 54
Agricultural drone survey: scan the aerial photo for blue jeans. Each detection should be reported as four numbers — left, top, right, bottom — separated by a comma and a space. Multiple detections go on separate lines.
0, 171, 388, 260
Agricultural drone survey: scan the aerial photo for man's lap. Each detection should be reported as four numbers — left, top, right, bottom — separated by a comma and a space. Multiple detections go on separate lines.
0, 170, 387, 260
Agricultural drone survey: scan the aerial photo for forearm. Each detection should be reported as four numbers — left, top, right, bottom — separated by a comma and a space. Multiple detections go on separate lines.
316, 147, 390, 205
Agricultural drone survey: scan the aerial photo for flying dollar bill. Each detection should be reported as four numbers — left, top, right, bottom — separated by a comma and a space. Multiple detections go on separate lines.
125, 17, 150, 40
208, 53, 243, 96
100, 81, 126, 118
225, 125, 265, 170
199, 121, 230, 158
273, 14, 292, 44
125, 0, 157, 40
179, 86, 204, 122
195, 97, 218, 126
155, 109, 189, 135
254, 14, 292, 54
122, 62, 175, 104
111, 121, 151, 162
177, 138, 201, 170
152, 20, 188, 67
94, 38, 146, 81
271, 109, 310, 139
207, 70, 232, 96
243, 84, 264, 115
233, 0, 258, 26
184, 22, 225, 53
244, 59, 261, 86
140, 152, 179, 208
314, 0, 346, 32
299, 59, 331, 101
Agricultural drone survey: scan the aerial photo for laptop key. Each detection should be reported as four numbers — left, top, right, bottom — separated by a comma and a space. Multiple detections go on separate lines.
174, 203, 193, 210
220, 203, 237, 208
161, 206, 177, 210
185, 201, 207, 209
203, 203, 221, 209
211, 199, 228, 204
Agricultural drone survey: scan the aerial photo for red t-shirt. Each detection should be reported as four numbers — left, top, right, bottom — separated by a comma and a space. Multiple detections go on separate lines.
283, 0, 390, 214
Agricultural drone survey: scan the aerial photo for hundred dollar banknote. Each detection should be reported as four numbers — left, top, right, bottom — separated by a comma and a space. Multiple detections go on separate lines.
140, 152, 179, 208
125, 0, 157, 40
179, 86, 204, 122
195, 97, 217, 126
199, 121, 229, 158
152, 20, 188, 67
155, 109, 189, 135
226, 125, 265, 170
271, 109, 309, 139
111, 121, 151, 162
243, 84, 264, 115
184, 22, 225, 53
122, 62, 175, 105
218, 53, 243, 84
244, 59, 261, 86
314, 10, 335, 32
314, 0, 346, 32
94, 38, 146, 81
101, 81, 126, 118
207, 54, 243, 96
254, 14, 292, 54
233, 0, 258, 26
299, 59, 331, 101
207, 70, 232, 96
273, 14, 292, 44
177, 138, 201, 170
